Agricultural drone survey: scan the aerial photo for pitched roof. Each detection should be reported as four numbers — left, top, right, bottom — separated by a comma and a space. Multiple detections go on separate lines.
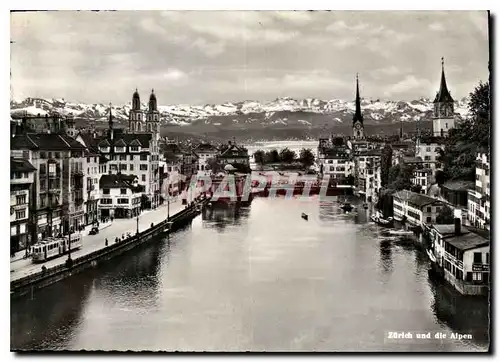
11, 158, 36, 172
434, 60, 454, 103
219, 143, 249, 158
11, 133, 86, 151
444, 231, 489, 251
392, 190, 444, 208
194, 143, 218, 153
99, 173, 138, 189
442, 180, 475, 192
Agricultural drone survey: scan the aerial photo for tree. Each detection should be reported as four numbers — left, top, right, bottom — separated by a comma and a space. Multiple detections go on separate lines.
253, 150, 266, 166
231, 162, 252, 174
410, 184, 422, 193
375, 189, 394, 218
279, 147, 296, 163
436, 205, 455, 224
206, 157, 223, 174
437, 80, 490, 182
299, 148, 315, 168
332, 137, 344, 147
265, 149, 280, 164
387, 163, 415, 191
380, 144, 393, 187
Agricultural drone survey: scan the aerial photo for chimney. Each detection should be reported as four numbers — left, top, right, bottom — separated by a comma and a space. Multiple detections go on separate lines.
454, 208, 462, 235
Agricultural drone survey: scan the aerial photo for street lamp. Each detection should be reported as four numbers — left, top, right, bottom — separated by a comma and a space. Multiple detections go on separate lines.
136, 208, 139, 235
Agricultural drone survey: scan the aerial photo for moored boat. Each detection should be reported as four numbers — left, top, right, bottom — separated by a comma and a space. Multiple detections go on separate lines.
340, 202, 353, 212
370, 213, 394, 228
388, 230, 413, 236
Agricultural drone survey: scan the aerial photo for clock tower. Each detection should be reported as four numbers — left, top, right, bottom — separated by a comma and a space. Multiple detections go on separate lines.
432, 57, 455, 137
352, 74, 364, 140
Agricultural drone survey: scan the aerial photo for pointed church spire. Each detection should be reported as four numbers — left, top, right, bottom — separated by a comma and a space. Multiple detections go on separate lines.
353, 73, 363, 124
108, 102, 114, 140
434, 57, 454, 103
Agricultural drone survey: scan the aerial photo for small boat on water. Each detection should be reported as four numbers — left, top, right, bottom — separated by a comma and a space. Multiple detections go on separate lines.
301, 213, 308, 221
426, 249, 437, 263
370, 213, 394, 228
388, 230, 413, 236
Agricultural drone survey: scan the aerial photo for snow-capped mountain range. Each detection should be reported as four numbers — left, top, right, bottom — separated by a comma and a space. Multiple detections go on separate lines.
10, 96, 470, 130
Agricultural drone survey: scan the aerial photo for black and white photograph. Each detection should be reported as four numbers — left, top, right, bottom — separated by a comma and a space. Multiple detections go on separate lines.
8, 8, 491, 352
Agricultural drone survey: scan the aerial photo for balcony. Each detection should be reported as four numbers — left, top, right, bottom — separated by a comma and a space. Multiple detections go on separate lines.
71, 169, 84, 177
444, 251, 464, 270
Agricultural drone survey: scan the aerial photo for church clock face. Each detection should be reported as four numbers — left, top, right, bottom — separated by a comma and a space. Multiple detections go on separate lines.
355, 122, 362, 130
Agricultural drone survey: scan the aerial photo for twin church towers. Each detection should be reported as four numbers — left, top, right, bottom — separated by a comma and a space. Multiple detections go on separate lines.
128, 89, 161, 136
351, 58, 456, 140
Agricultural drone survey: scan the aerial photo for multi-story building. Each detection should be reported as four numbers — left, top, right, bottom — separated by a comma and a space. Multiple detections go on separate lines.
430, 217, 490, 295
10, 158, 36, 253
217, 141, 250, 166
411, 168, 433, 194
11, 133, 88, 242
194, 143, 219, 175
355, 149, 382, 202
468, 153, 490, 229
318, 147, 354, 183
415, 137, 443, 175
98, 174, 143, 219
392, 190, 446, 226
161, 140, 198, 187
79, 91, 161, 209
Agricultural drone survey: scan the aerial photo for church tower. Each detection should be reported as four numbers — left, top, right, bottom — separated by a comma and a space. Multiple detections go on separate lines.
146, 89, 160, 140
352, 74, 365, 140
432, 57, 455, 137
129, 89, 143, 132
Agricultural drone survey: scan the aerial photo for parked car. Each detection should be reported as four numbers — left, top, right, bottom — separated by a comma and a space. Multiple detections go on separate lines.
89, 227, 99, 235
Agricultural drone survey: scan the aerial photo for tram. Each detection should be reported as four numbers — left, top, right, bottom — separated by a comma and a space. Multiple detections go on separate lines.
31, 234, 83, 263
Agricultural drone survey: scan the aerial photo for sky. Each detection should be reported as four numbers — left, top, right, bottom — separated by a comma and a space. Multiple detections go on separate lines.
10, 10, 489, 105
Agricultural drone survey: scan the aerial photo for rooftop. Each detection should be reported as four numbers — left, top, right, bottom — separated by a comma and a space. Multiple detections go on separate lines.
11, 158, 36, 173
392, 189, 443, 208
442, 180, 475, 192
11, 133, 86, 151
445, 231, 489, 251
99, 173, 140, 190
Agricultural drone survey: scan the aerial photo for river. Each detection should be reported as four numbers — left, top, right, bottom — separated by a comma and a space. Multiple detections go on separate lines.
11, 196, 489, 352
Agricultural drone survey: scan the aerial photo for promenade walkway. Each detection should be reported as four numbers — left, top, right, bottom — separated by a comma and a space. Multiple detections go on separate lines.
10, 199, 186, 282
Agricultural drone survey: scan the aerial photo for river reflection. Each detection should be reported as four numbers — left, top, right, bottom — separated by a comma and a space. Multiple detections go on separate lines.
11, 197, 489, 351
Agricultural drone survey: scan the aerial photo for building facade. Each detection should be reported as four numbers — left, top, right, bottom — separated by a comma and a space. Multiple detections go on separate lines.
11, 133, 88, 243
355, 150, 381, 202
10, 158, 36, 253
392, 190, 446, 226
194, 143, 219, 175
468, 153, 490, 229
98, 174, 143, 219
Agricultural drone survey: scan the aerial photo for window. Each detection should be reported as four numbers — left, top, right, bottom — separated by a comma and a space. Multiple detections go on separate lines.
140, 154, 148, 161
426, 147, 431, 152
473, 252, 482, 263
120, 155, 127, 161
130, 146, 139, 152
142, 175, 146, 182
472, 272, 482, 281
120, 164, 127, 171
120, 188, 127, 195
426, 216, 432, 223
16, 195, 26, 205
140, 164, 148, 171
117, 198, 129, 204
103, 188, 110, 195
130, 164, 134, 171
15, 210, 26, 219
486, 253, 489, 264
426, 207, 431, 212
445, 123, 448, 129
100, 198, 112, 204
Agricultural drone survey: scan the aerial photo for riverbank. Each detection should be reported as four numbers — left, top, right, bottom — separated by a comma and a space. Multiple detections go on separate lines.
10, 198, 209, 299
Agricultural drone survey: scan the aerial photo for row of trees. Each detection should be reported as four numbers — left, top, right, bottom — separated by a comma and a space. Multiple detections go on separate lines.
253, 147, 315, 168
